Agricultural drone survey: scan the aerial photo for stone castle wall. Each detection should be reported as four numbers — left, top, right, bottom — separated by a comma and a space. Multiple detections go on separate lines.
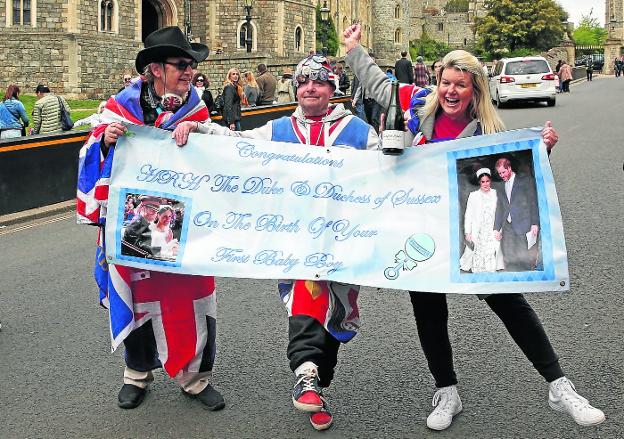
420, 12, 476, 49
0, 0, 318, 98
0, 0, 487, 98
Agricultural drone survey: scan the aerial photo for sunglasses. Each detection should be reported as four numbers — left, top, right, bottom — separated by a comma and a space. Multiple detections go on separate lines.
164, 60, 198, 71
196, 78, 205, 82
123, 77, 132, 82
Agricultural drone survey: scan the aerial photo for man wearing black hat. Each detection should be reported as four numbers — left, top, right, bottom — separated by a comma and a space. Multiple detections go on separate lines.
77, 26, 224, 411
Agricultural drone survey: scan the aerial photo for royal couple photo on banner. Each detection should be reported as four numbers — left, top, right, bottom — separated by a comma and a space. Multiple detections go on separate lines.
120, 193, 184, 262
456, 149, 541, 275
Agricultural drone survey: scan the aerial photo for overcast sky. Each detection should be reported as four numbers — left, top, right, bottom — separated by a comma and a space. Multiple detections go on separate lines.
556, 0, 605, 26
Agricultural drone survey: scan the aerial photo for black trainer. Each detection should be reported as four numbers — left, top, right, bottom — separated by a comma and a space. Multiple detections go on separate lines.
118, 383, 147, 409
183, 384, 225, 411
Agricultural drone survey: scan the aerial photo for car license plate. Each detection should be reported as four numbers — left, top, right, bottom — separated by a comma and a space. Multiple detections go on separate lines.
520, 83, 537, 88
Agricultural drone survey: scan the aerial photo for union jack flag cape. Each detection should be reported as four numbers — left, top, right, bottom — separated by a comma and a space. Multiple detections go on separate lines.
76, 79, 214, 377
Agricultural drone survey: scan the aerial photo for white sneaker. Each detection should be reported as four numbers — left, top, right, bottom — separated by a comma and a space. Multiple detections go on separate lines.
549, 377, 605, 426
426, 385, 463, 431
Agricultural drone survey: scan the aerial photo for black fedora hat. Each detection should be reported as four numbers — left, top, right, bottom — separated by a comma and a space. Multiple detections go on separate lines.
136, 26, 209, 73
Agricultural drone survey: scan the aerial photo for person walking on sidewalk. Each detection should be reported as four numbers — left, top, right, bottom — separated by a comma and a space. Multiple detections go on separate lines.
256, 63, 277, 105
31, 84, 70, 134
76, 26, 224, 412
395, 50, 414, 84
586, 59, 594, 82
173, 54, 381, 432
558, 61, 573, 93
0, 84, 29, 138
343, 22, 605, 432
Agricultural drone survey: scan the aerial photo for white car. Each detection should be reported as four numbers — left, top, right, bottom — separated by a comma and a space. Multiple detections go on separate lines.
489, 56, 557, 107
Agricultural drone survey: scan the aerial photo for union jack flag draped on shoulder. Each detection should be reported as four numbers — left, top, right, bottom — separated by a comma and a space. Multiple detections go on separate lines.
76, 79, 213, 377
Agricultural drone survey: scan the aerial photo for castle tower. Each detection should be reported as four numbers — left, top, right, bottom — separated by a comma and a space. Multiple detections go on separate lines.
607, 0, 624, 41
369, 0, 414, 62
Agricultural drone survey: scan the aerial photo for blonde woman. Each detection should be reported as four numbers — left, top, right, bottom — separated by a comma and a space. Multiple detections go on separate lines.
222, 68, 244, 130
416, 49, 505, 138
343, 23, 604, 432
242, 71, 260, 107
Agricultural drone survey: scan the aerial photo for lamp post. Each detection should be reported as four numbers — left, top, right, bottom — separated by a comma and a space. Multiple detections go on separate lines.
243, 0, 253, 53
320, 0, 330, 56
183, 0, 192, 42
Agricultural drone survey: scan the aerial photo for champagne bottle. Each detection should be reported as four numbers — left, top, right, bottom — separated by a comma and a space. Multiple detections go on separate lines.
381, 80, 405, 156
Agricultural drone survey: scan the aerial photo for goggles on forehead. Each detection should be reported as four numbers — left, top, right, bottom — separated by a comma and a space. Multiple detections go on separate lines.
294, 55, 335, 86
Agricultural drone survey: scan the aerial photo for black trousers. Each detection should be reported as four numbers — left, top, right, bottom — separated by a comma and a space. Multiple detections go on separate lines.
287, 315, 340, 388
409, 292, 564, 388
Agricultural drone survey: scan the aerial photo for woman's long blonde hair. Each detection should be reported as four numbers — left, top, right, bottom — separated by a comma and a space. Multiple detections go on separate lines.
224, 68, 245, 99
243, 71, 258, 88
423, 50, 505, 135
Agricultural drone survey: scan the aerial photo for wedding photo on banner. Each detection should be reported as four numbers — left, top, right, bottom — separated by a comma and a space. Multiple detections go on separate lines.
105, 124, 569, 294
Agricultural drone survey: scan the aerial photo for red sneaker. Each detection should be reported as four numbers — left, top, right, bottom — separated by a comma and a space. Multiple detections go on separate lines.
310, 397, 333, 431
292, 368, 323, 412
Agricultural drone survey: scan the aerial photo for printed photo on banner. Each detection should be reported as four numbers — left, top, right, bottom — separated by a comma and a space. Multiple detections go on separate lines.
119, 191, 187, 264
454, 149, 544, 277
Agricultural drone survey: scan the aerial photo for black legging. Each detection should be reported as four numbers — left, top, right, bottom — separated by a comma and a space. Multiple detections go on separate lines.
409, 292, 564, 388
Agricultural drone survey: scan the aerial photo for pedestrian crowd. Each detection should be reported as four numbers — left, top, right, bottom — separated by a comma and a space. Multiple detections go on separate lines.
3, 36, 614, 144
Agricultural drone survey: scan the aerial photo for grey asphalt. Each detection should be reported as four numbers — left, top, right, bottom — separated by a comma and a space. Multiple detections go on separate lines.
1, 76, 622, 439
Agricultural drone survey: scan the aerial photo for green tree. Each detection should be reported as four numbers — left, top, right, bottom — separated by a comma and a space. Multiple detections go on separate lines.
444, 0, 469, 13
409, 31, 451, 60
573, 14, 608, 45
475, 0, 567, 54
315, 4, 338, 56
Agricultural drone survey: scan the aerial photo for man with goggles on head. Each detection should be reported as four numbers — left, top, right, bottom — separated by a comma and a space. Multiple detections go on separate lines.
178, 54, 383, 431
77, 26, 224, 412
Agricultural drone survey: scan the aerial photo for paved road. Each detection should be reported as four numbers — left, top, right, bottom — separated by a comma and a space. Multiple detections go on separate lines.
1, 76, 622, 439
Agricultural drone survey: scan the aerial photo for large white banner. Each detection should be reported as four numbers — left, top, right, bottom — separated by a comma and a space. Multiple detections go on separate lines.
105, 124, 569, 294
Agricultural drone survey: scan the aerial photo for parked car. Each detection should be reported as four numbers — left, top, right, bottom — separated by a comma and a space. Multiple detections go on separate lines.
575, 54, 605, 71
489, 56, 557, 107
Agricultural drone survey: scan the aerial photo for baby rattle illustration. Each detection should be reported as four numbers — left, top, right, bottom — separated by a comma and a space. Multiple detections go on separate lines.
384, 233, 436, 280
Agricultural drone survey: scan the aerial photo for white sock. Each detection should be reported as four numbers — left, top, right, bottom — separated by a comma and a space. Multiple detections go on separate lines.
294, 361, 318, 376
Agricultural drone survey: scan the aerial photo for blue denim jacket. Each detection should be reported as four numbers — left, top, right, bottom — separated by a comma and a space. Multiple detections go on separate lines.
0, 99, 29, 130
